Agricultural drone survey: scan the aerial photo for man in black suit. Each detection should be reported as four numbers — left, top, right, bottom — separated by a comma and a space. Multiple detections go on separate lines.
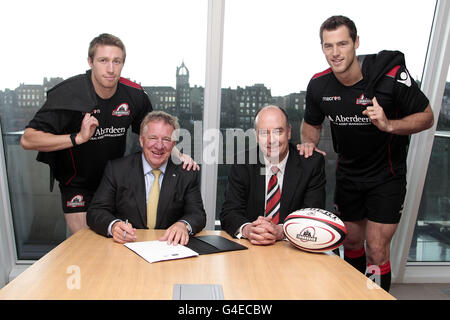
220, 105, 326, 245
87, 111, 206, 245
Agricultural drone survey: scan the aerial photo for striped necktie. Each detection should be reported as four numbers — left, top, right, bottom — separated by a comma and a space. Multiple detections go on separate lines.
265, 166, 281, 224
147, 169, 161, 229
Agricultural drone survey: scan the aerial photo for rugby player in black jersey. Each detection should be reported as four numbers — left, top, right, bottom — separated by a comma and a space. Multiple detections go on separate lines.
298, 16, 433, 291
21, 33, 198, 235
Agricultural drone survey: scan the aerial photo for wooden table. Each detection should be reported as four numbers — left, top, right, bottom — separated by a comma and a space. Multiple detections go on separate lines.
0, 229, 394, 300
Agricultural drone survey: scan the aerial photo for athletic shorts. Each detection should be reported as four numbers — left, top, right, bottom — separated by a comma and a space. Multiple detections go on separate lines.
333, 175, 406, 224
59, 184, 95, 214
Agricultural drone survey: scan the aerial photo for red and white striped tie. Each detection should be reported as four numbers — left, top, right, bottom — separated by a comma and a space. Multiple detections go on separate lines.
265, 166, 281, 224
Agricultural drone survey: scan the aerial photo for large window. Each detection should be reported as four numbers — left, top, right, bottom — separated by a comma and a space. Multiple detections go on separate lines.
409, 73, 450, 262
0, 0, 444, 270
0, 0, 206, 260
215, 0, 436, 220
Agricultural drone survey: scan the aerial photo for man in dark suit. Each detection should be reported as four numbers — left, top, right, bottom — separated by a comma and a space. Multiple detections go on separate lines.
87, 111, 206, 245
220, 105, 326, 245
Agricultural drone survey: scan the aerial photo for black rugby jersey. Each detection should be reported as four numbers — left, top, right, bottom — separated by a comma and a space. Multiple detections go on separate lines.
304, 59, 429, 181
28, 75, 152, 190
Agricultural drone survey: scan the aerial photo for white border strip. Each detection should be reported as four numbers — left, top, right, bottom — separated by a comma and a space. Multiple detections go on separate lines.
0, 123, 18, 286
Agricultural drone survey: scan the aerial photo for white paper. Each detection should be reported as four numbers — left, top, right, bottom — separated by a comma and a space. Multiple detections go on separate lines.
124, 240, 199, 263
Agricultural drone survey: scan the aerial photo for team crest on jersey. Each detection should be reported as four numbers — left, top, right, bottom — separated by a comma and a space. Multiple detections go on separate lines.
112, 103, 130, 117
66, 195, 85, 208
356, 94, 373, 106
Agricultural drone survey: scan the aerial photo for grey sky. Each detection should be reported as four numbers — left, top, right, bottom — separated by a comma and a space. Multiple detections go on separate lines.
0, 0, 436, 96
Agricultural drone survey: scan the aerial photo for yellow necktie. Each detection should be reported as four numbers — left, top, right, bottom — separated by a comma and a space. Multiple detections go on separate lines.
147, 169, 161, 229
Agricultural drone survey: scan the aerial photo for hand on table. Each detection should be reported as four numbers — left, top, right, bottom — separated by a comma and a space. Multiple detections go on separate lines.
159, 221, 190, 246
242, 216, 284, 245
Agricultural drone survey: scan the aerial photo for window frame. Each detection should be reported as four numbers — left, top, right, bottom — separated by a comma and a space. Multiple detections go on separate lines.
0, 0, 449, 284
390, 0, 450, 282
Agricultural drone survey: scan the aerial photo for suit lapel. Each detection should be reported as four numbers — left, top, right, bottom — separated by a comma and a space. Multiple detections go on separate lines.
280, 148, 302, 219
156, 159, 178, 228
131, 153, 147, 227
255, 150, 266, 217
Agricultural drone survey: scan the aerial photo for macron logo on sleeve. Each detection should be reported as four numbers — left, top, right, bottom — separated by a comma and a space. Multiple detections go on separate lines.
386, 65, 412, 87
397, 70, 412, 87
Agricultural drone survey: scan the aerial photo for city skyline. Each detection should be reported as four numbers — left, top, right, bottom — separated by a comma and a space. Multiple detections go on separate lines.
0, 60, 307, 140
1, 60, 448, 123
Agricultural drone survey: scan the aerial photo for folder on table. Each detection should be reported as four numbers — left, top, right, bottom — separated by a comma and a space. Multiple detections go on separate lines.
186, 235, 247, 255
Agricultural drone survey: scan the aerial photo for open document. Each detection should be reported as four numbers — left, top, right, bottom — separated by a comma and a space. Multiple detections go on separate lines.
124, 240, 199, 263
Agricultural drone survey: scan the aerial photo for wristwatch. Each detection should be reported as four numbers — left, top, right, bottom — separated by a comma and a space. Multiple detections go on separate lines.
181, 220, 192, 235
70, 133, 78, 146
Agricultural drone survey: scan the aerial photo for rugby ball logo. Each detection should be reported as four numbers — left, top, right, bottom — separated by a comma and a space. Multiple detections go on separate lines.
296, 227, 318, 242
283, 208, 347, 253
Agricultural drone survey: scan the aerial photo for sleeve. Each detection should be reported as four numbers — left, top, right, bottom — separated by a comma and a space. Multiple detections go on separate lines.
393, 66, 430, 117
301, 152, 326, 209
304, 80, 325, 126
86, 161, 119, 237
219, 164, 252, 237
26, 108, 81, 134
131, 91, 153, 134
178, 171, 206, 234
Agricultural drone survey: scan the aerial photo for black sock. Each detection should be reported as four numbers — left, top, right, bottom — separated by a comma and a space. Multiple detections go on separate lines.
366, 262, 392, 292
344, 247, 366, 274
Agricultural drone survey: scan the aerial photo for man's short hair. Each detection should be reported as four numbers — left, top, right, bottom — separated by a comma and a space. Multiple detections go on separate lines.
319, 15, 357, 44
254, 105, 290, 129
88, 33, 126, 62
140, 111, 180, 140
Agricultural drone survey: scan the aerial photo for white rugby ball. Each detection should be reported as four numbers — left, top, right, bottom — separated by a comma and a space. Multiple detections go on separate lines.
283, 208, 347, 253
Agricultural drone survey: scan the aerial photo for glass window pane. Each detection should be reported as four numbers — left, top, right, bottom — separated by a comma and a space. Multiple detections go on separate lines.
409, 73, 450, 262
216, 0, 436, 221
0, 0, 206, 260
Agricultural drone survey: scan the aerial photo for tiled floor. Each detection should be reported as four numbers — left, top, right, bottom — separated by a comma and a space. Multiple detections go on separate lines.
390, 283, 450, 300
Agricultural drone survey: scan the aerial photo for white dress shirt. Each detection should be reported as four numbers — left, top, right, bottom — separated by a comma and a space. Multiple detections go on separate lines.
235, 150, 289, 238
107, 155, 192, 236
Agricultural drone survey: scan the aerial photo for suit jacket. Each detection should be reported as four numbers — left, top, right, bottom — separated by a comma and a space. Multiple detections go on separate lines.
87, 152, 206, 237
220, 143, 326, 237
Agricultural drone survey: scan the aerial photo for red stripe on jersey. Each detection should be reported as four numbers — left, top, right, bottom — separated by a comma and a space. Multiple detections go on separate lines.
119, 77, 143, 90
385, 65, 401, 78
387, 106, 401, 176
65, 147, 77, 185
388, 135, 396, 176
312, 68, 332, 79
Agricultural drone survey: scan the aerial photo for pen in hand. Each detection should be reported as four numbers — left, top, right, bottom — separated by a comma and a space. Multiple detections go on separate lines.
123, 219, 128, 239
